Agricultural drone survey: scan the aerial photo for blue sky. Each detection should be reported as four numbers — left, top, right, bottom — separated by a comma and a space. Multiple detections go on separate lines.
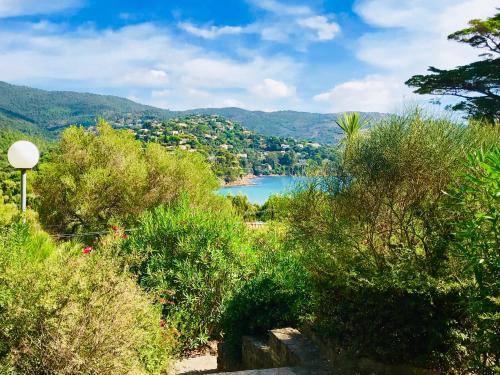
0, 0, 496, 113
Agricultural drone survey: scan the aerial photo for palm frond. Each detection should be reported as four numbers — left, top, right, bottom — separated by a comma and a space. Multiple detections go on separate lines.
335, 112, 369, 142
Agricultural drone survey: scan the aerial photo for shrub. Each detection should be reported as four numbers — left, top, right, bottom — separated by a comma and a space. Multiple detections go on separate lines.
226, 194, 258, 220
0, 223, 172, 374
313, 274, 471, 369
0, 196, 17, 226
283, 110, 500, 369
34, 120, 223, 232
257, 194, 290, 222
118, 199, 249, 351
220, 227, 313, 361
444, 147, 500, 372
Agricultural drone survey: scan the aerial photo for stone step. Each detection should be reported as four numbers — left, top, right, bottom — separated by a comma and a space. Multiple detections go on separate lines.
242, 335, 274, 370
212, 367, 303, 374
268, 328, 332, 371
218, 328, 333, 374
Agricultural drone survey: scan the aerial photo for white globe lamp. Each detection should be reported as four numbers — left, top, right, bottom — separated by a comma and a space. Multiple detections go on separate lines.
7, 140, 40, 213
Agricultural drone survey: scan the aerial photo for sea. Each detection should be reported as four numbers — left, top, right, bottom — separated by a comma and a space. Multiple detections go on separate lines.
218, 175, 305, 205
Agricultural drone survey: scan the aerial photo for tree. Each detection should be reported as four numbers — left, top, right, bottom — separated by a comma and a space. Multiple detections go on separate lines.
406, 12, 500, 121
34, 120, 222, 232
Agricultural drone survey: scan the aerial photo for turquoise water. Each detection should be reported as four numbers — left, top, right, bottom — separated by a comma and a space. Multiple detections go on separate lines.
218, 175, 304, 205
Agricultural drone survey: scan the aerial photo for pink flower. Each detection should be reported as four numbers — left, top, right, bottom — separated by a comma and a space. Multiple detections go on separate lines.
159, 319, 166, 328
121, 233, 128, 239
82, 246, 93, 254
112, 225, 119, 231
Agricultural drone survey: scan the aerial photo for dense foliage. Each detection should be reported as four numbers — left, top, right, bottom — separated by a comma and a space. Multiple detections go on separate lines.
34, 120, 224, 232
1, 72, 499, 374
116, 200, 250, 350
444, 147, 500, 371
283, 110, 500, 371
220, 227, 312, 361
0, 223, 172, 374
406, 12, 500, 121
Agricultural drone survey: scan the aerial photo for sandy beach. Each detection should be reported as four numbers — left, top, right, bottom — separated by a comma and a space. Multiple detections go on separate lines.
223, 174, 257, 187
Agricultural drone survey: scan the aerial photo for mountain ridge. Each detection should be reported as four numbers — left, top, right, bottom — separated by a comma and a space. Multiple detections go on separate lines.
0, 81, 384, 143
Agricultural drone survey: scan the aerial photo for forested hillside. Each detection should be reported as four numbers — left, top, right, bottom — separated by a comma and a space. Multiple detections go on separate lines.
0, 81, 382, 143
0, 81, 168, 132
121, 114, 335, 181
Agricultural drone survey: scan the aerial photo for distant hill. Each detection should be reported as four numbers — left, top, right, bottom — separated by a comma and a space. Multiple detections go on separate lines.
182, 108, 374, 144
123, 114, 336, 182
0, 81, 168, 134
0, 81, 384, 144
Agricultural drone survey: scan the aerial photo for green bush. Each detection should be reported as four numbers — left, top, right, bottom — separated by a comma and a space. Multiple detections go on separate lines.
118, 199, 249, 350
0, 196, 17, 226
313, 275, 471, 369
445, 147, 500, 372
257, 194, 290, 222
283, 110, 500, 369
226, 194, 259, 220
220, 228, 313, 361
34, 120, 224, 232
0, 223, 172, 374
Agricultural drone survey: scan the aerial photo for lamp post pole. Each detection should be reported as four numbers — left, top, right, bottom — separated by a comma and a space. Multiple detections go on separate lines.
21, 169, 27, 212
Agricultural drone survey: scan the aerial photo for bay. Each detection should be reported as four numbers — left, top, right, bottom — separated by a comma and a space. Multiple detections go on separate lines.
218, 175, 304, 205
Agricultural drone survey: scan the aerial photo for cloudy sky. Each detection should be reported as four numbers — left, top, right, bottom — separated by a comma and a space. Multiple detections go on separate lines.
0, 0, 496, 113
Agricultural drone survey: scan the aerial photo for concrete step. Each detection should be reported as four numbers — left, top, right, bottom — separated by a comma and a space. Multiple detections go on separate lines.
218, 328, 333, 374
269, 328, 332, 371
212, 367, 302, 374
242, 335, 274, 370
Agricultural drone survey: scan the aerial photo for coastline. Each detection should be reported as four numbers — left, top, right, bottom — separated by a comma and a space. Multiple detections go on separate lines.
222, 174, 293, 187
223, 174, 258, 187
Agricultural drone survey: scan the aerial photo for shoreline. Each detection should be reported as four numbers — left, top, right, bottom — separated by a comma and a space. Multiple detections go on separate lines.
222, 174, 293, 187
222, 174, 258, 187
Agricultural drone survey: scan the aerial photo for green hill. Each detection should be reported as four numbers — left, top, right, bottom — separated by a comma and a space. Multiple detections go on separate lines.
128, 114, 336, 182
0, 81, 170, 133
184, 107, 370, 144
0, 81, 383, 144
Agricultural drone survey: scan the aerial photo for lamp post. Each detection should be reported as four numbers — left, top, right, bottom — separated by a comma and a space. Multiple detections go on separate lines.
7, 141, 40, 215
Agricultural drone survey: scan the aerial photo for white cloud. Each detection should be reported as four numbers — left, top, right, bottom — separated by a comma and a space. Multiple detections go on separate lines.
218, 98, 246, 108
355, 0, 497, 34
251, 78, 296, 98
0, 22, 301, 111
313, 75, 415, 113
178, 1, 340, 45
297, 16, 340, 41
259, 26, 290, 42
115, 69, 169, 87
179, 22, 244, 39
248, 0, 311, 16
0, 0, 82, 17
355, 0, 498, 73
314, 0, 498, 113
250, 1, 341, 44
